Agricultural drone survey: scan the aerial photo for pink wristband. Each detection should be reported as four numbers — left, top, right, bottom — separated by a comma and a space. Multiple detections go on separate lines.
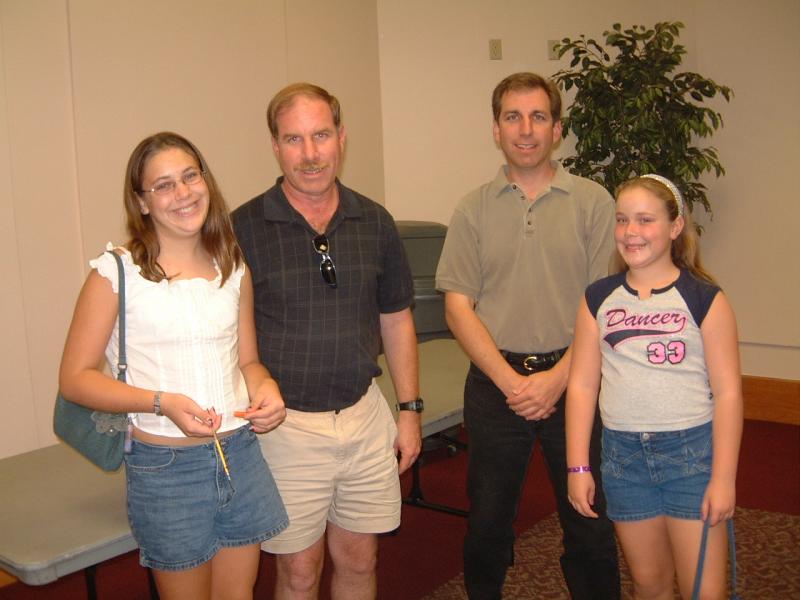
567, 465, 591, 473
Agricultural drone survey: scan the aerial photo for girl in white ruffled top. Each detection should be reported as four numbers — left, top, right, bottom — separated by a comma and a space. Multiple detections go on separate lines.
59, 132, 288, 600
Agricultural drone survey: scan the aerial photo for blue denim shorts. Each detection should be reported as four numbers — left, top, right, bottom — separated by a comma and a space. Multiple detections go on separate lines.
601, 421, 712, 522
125, 425, 288, 571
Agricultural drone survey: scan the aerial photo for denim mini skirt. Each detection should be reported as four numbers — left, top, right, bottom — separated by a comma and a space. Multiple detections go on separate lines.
125, 425, 288, 571
601, 421, 712, 522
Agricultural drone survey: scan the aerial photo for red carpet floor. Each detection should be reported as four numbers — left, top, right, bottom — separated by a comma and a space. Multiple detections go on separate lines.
1, 419, 797, 600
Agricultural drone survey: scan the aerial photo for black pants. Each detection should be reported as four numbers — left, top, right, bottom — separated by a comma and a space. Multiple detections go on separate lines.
462, 362, 620, 600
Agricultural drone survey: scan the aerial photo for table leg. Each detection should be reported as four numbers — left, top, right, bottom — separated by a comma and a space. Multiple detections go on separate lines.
402, 452, 468, 517
83, 564, 97, 600
147, 567, 160, 599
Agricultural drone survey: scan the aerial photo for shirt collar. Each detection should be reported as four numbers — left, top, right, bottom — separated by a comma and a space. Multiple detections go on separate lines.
490, 160, 574, 200
261, 177, 363, 225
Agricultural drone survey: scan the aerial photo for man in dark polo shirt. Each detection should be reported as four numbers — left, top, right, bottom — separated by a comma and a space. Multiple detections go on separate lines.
436, 72, 619, 599
232, 82, 422, 600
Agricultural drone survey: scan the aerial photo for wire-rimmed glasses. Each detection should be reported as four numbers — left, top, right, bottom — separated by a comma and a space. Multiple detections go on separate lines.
140, 169, 206, 196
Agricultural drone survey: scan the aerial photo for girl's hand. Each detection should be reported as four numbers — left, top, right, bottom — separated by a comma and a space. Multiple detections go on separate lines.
568, 473, 599, 518
159, 392, 221, 437
235, 378, 286, 434
701, 476, 736, 526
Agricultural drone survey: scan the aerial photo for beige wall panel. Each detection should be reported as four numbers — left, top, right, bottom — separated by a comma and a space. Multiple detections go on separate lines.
692, 0, 799, 378
0, 17, 38, 459
740, 344, 799, 381
0, 0, 84, 458
283, 0, 385, 204
377, 0, 798, 379
67, 0, 287, 250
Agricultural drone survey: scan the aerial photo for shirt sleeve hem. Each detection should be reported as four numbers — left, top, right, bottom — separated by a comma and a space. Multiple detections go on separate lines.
435, 279, 478, 300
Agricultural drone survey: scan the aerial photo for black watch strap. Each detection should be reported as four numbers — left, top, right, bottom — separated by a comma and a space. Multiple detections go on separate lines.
396, 398, 424, 413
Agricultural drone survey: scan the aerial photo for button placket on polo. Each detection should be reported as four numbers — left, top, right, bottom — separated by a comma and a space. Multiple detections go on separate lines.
511, 184, 536, 237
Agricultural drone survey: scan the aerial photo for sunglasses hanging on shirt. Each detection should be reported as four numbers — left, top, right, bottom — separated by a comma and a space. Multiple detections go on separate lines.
312, 234, 337, 289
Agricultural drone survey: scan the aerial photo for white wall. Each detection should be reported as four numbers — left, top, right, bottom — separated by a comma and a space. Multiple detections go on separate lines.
377, 0, 800, 380
65, 0, 287, 261
1, 1, 85, 456
692, 0, 800, 377
284, 1, 386, 204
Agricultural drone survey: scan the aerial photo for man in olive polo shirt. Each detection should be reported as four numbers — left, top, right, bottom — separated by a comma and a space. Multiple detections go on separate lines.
436, 72, 620, 599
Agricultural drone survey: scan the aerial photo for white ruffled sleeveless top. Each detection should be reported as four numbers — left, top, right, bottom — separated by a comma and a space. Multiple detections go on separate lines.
90, 244, 249, 437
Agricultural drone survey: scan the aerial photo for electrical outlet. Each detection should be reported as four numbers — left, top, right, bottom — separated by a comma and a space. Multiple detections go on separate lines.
489, 39, 502, 60
548, 40, 560, 61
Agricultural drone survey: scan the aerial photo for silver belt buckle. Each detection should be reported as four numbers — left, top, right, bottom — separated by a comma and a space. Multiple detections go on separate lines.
522, 355, 540, 371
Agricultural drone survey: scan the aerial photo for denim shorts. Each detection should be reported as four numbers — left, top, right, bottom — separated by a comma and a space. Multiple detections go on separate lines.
125, 425, 288, 571
601, 421, 712, 522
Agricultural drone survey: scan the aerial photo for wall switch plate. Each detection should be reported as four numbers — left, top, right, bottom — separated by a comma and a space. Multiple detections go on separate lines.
489, 38, 502, 60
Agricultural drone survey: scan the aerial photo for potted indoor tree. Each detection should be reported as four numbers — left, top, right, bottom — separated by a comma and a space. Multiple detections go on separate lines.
552, 21, 732, 217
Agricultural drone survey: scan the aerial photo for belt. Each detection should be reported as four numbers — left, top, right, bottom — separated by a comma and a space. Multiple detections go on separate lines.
500, 347, 567, 372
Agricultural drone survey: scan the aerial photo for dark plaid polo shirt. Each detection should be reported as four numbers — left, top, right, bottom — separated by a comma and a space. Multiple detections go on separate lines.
232, 178, 414, 412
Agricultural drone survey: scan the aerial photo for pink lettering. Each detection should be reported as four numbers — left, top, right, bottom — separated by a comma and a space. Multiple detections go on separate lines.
604, 308, 687, 334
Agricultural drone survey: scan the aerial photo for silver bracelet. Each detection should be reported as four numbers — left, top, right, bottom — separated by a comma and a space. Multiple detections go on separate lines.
153, 391, 164, 416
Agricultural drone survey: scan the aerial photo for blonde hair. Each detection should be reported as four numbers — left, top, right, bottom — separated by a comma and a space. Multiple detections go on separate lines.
614, 176, 717, 285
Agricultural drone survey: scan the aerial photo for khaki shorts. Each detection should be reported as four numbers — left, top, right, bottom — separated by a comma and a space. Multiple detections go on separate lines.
259, 380, 401, 554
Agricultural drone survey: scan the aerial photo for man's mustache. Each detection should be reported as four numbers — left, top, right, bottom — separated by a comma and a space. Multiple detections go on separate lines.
295, 162, 329, 172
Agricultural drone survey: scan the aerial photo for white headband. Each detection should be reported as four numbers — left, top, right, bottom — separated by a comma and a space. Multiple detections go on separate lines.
640, 174, 684, 217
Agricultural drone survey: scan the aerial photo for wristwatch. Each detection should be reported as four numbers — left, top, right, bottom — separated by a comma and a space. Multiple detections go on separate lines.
153, 391, 164, 416
396, 398, 424, 413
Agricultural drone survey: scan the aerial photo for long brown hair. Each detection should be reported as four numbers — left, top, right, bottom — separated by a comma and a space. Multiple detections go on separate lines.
123, 132, 242, 285
614, 176, 717, 285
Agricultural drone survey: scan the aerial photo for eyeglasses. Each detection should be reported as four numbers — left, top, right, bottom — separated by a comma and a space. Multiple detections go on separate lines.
312, 234, 337, 289
140, 169, 206, 196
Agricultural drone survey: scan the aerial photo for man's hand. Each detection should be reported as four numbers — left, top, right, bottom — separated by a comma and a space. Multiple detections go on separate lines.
394, 411, 422, 474
505, 368, 565, 420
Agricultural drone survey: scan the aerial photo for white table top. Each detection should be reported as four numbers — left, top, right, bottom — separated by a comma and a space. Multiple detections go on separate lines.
0, 443, 135, 585
377, 337, 469, 437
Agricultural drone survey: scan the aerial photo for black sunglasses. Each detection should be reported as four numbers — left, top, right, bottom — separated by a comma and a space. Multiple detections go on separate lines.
312, 234, 337, 289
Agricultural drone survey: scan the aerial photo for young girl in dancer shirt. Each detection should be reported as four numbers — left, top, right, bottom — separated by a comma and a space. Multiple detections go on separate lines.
566, 174, 743, 599
59, 132, 288, 600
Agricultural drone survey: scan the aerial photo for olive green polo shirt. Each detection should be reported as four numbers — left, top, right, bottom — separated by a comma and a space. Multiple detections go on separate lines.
436, 162, 615, 352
